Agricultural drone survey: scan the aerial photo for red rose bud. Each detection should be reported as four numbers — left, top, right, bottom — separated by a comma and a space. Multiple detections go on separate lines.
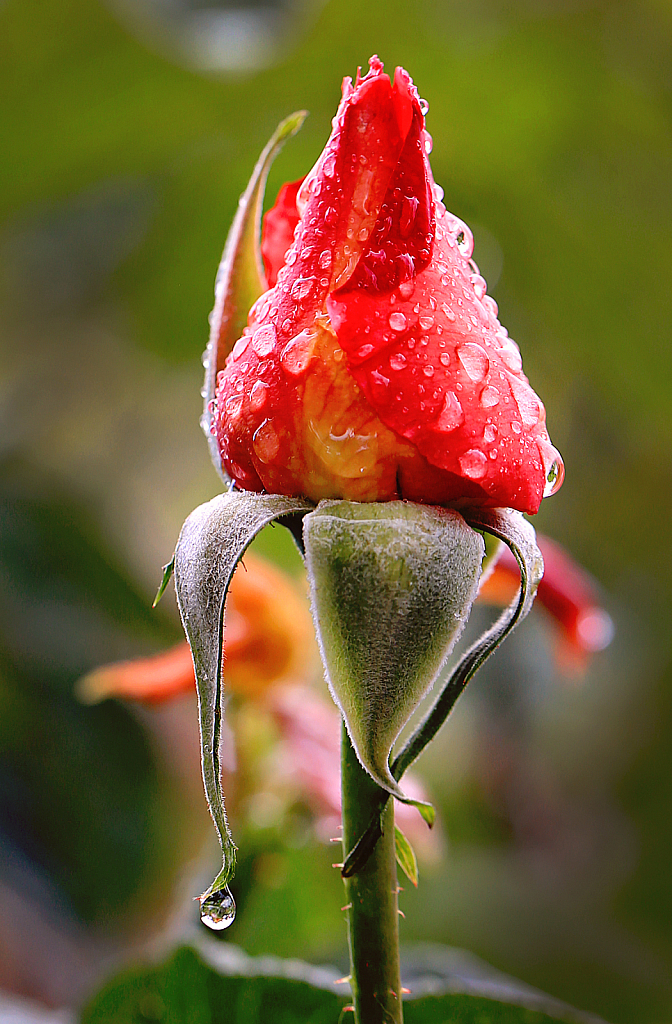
213, 57, 563, 513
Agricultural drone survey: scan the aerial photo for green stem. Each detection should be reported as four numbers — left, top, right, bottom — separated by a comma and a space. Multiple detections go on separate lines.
341, 724, 403, 1024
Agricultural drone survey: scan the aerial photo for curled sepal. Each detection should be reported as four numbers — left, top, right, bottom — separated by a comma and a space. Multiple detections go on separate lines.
342, 507, 544, 878
173, 490, 313, 920
202, 110, 307, 479
303, 500, 485, 813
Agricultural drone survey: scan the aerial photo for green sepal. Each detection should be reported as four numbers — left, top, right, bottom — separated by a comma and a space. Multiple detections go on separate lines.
394, 825, 419, 888
152, 557, 175, 607
173, 491, 313, 913
342, 507, 544, 878
303, 500, 485, 814
202, 111, 307, 480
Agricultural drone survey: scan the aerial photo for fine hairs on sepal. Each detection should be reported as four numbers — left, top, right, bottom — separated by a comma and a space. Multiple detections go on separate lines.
303, 499, 485, 813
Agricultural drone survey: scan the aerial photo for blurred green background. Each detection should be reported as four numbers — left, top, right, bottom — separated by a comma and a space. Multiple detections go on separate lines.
1, 1, 671, 1021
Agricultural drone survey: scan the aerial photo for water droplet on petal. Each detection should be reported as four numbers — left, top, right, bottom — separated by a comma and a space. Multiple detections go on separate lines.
250, 379, 269, 412
318, 249, 332, 270
434, 391, 464, 433
281, 329, 317, 377
389, 312, 407, 332
470, 274, 487, 300
398, 279, 415, 300
500, 340, 523, 373
423, 364, 435, 378
455, 226, 474, 258
480, 385, 500, 408
390, 352, 407, 371
507, 373, 540, 428
252, 323, 277, 358
253, 418, 280, 464
511, 421, 522, 434
439, 353, 450, 367
200, 886, 236, 931
290, 277, 316, 302
458, 343, 489, 382
483, 423, 497, 443
322, 154, 336, 178
419, 315, 434, 331
441, 302, 456, 323
356, 343, 375, 360
419, 98, 429, 116
459, 449, 488, 480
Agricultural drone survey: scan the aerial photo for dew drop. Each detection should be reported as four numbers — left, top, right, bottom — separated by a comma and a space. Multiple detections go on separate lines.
459, 449, 488, 480
389, 352, 407, 371
439, 353, 450, 367
423, 364, 435, 378
458, 343, 489, 383
511, 421, 522, 434
249, 379, 269, 412
251, 323, 277, 358
200, 886, 236, 931
318, 249, 332, 270
480, 385, 500, 408
500, 340, 523, 373
419, 98, 429, 116
483, 295, 499, 317
389, 312, 407, 332
356, 343, 375, 360
290, 277, 315, 302
433, 184, 444, 202
253, 418, 280, 464
454, 224, 474, 259
434, 391, 464, 433
507, 373, 540, 428
470, 274, 487, 300
322, 154, 336, 178
483, 423, 497, 443
441, 302, 456, 323
423, 131, 433, 154
398, 279, 415, 300
281, 329, 317, 377
539, 442, 565, 497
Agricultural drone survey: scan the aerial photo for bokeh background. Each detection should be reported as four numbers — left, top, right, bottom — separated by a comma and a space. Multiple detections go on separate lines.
1, 1, 671, 1022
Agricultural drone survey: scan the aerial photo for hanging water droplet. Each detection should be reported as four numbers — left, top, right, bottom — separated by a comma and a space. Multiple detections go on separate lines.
419, 98, 429, 116
200, 886, 236, 931
539, 442, 565, 497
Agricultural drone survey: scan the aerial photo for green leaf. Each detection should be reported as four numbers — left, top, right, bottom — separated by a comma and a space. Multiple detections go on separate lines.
303, 500, 485, 814
81, 941, 610, 1024
395, 825, 419, 887
173, 491, 313, 920
201, 110, 307, 480
343, 508, 544, 878
152, 557, 175, 607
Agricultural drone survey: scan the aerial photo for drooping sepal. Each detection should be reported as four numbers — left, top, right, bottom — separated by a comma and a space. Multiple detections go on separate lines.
173, 490, 313, 924
303, 500, 485, 813
202, 111, 307, 479
342, 506, 544, 877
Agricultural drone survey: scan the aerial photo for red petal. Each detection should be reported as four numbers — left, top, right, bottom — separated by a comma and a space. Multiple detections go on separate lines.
328, 201, 556, 513
260, 179, 303, 288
